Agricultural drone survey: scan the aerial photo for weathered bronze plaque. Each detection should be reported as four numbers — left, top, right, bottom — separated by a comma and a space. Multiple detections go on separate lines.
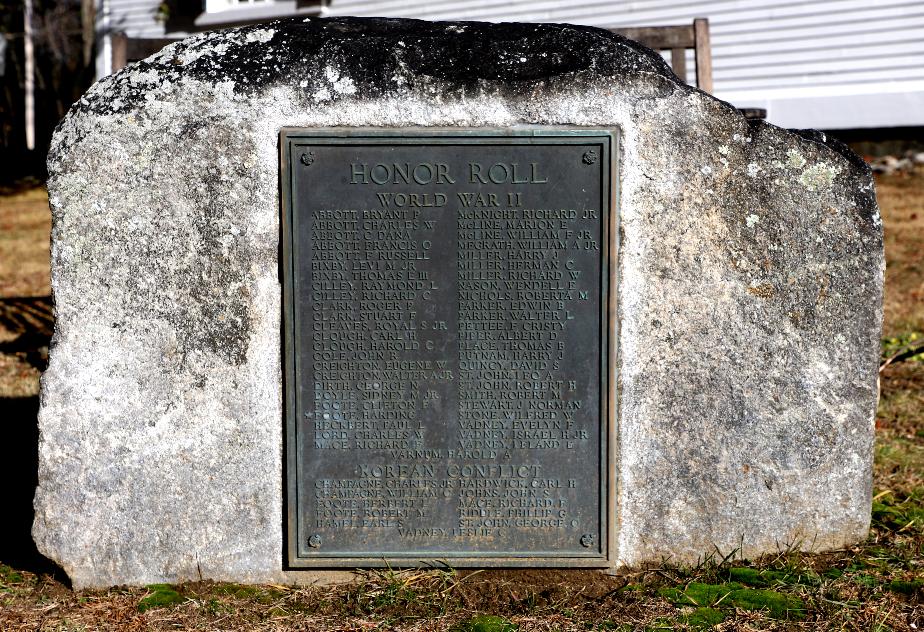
282, 129, 616, 567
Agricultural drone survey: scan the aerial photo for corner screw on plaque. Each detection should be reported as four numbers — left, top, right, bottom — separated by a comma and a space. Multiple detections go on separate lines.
308, 534, 322, 548
300, 151, 315, 166
582, 149, 598, 165
580, 533, 595, 548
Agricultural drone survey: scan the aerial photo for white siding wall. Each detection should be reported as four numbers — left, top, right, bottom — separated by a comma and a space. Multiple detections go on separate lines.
106, 0, 169, 38
96, 0, 169, 78
101, 0, 924, 129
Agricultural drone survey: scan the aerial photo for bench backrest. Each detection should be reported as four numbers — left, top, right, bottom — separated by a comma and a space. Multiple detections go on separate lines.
111, 34, 176, 72
609, 18, 713, 93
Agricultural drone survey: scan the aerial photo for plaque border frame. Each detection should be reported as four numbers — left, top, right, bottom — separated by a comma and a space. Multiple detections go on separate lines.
280, 127, 620, 569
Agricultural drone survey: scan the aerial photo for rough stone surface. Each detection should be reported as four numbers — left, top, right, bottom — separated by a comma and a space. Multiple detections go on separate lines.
34, 17, 883, 588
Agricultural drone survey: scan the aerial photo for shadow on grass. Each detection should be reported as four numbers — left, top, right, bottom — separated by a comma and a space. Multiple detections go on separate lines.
0, 296, 53, 370
0, 395, 64, 579
0, 296, 66, 581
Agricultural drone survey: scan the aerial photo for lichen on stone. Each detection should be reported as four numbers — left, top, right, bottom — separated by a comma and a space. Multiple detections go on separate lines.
799, 163, 840, 191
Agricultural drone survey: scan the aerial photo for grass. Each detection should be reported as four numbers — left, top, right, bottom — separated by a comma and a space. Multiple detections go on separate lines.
0, 186, 50, 298
1, 168, 923, 630
0, 187, 51, 398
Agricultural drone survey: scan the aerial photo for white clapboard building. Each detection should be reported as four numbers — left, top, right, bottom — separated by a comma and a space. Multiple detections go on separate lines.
96, 0, 924, 130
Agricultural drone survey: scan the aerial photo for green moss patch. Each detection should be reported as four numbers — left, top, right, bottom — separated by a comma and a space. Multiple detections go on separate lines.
0, 564, 25, 586
887, 579, 923, 596
660, 582, 804, 620
138, 584, 185, 612
728, 566, 821, 587
724, 588, 804, 618
451, 615, 518, 632
661, 582, 739, 607
683, 607, 725, 628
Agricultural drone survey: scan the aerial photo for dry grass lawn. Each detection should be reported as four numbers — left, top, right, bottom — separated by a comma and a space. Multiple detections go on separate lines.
0, 169, 921, 630
0, 188, 51, 398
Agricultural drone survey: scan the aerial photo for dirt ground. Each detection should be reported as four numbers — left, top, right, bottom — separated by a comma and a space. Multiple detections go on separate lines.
0, 169, 921, 630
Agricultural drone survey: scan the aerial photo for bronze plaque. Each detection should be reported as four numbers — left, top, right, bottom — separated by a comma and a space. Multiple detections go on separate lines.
282, 129, 616, 567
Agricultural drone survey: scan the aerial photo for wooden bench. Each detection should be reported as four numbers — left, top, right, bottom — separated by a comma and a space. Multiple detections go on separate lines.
111, 34, 176, 72
610, 19, 765, 120
609, 18, 713, 93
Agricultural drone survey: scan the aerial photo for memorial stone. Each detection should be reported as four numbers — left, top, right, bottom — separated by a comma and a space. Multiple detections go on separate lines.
33, 17, 883, 588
